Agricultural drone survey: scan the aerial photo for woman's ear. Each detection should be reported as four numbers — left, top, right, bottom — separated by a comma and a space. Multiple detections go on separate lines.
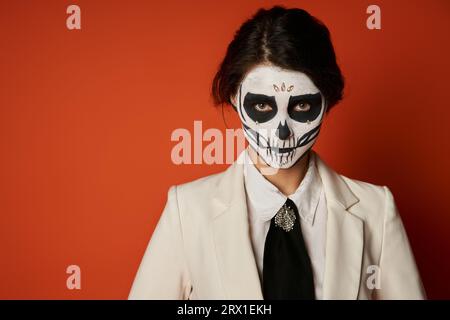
229, 95, 238, 111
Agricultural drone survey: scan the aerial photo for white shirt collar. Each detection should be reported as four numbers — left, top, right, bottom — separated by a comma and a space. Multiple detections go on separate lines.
243, 148, 322, 226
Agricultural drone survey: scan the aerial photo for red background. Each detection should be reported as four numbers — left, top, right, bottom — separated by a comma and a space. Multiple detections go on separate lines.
0, 0, 449, 299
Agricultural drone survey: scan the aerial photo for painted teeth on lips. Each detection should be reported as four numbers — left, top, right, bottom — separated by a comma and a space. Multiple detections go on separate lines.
267, 146, 296, 153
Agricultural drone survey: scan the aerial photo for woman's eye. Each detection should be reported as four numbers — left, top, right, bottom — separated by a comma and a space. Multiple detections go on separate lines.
293, 102, 311, 112
254, 103, 272, 112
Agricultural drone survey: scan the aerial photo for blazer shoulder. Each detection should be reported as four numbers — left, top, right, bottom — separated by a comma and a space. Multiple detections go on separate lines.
313, 152, 389, 215
341, 175, 387, 200
167, 167, 231, 220
338, 174, 393, 221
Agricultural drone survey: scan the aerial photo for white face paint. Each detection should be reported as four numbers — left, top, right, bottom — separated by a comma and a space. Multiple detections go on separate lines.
235, 65, 326, 169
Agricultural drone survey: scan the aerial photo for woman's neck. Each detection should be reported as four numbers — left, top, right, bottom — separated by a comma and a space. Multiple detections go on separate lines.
248, 148, 311, 196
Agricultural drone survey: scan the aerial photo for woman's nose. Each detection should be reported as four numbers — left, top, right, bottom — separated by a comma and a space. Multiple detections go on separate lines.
276, 121, 292, 140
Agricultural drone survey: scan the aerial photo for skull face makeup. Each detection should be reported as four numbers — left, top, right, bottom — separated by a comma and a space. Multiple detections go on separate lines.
234, 65, 326, 169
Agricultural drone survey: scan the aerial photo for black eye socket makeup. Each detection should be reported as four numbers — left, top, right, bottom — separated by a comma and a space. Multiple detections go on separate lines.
287, 92, 323, 122
243, 92, 278, 123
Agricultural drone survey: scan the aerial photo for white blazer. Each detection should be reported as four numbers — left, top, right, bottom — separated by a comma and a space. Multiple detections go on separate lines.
129, 149, 426, 300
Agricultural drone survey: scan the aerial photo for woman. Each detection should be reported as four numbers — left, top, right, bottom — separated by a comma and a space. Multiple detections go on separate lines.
128, 6, 425, 300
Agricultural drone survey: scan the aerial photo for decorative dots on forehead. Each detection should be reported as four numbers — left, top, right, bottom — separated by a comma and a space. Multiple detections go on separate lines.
273, 82, 294, 92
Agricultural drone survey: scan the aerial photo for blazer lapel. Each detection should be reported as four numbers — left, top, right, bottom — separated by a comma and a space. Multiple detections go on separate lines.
314, 152, 364, 299
210, 153, 263, 299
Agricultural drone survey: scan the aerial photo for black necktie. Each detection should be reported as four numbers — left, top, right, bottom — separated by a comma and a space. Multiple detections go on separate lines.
262, 198, 316, 300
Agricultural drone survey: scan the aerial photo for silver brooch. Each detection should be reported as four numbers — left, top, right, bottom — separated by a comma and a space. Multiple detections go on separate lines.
274, 203, 296, 232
